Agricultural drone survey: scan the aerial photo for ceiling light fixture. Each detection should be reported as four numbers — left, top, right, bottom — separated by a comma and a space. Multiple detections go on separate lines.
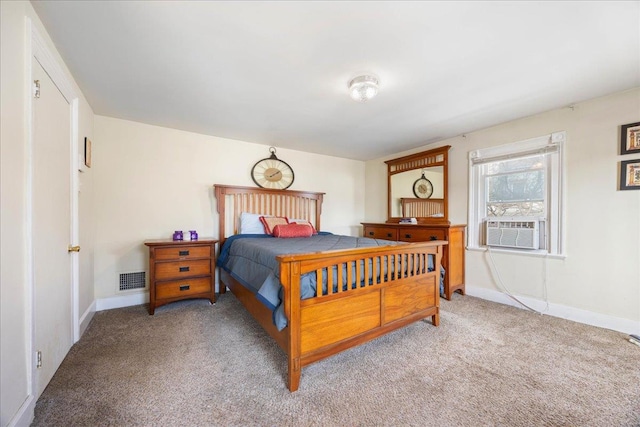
348, 75, 379, 102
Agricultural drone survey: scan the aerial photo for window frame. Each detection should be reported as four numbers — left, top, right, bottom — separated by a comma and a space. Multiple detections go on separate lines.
467, 132, 566, 257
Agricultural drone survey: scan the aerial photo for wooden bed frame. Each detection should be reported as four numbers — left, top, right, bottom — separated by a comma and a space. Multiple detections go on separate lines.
214, 184, 446, 391
401, 197, 445, 218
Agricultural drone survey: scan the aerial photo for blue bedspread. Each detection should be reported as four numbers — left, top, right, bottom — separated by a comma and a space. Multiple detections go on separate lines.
217, 233, 444, 330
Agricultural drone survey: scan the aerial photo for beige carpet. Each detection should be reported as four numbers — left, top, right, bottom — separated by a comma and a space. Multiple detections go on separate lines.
33, 293, 640, 426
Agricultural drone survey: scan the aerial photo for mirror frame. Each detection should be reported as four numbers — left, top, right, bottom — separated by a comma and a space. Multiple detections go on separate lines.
385, 145, 451, 224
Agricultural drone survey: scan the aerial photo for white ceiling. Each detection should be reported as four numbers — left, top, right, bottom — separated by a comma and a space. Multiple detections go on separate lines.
32, 1, 640, 161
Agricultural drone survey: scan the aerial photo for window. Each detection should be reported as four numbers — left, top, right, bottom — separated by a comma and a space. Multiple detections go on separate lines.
468, 132, 565, 255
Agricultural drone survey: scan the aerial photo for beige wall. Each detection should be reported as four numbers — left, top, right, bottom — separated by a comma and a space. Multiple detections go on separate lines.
0, 2, 95, 425
366, 88, 640, 331
93, 116, 365, 303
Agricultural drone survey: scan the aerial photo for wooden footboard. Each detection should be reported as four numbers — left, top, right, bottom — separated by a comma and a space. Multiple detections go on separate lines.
278, 241, 444, 391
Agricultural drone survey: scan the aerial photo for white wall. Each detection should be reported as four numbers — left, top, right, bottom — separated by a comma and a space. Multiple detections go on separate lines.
0, 1, 96, 426
93, 116, 365, 305
366, 88, 640, 333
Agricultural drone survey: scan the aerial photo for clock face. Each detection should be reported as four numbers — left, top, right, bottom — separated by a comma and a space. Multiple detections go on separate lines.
251, 156, 294, 189
413, 177, 433, 198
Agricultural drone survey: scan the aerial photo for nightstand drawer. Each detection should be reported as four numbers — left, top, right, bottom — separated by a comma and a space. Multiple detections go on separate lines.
156, 277, 212, 300
155, 245, 210, 261
155, 259, 211, 280
398, 228, 446, 242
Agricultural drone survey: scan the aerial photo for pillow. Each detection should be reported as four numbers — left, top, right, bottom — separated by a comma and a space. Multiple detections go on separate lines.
272, 223, 314, 238
289, 218, 318, 234
259, 216, 289, 235
239, 212, 268, 234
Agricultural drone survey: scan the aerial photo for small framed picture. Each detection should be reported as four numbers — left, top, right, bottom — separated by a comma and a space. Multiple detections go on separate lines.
84, 137, 92, 168
619, 159, 640, 190
620, 122, 640, 155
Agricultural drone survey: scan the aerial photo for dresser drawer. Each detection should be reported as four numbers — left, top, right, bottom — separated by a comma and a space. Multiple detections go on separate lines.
155, 245, 210, 261
155, 259, 211, 280
398, 228, 446, 242
155, 277, 212, 300
363, 226, 398, 241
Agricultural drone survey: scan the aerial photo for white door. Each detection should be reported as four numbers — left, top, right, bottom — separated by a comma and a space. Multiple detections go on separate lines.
32, 58, 73, 398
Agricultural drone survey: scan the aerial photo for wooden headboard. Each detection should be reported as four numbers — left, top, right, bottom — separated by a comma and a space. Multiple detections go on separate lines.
401, 198, 445, 218
214, 185, 325, 245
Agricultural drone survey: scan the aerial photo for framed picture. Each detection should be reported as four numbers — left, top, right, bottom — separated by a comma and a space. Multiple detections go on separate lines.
620, 122, 640, 155
84, 137, 92, 168
619, 159, 640, 190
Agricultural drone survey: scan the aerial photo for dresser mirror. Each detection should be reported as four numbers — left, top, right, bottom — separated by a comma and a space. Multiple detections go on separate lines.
386, 145, 451, 224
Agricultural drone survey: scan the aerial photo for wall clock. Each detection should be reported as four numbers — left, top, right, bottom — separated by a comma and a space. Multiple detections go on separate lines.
412, 172, 433, 198
251, 147, 295, 190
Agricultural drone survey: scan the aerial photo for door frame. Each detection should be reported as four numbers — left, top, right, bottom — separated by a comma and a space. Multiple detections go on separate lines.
24, 16, 80, 402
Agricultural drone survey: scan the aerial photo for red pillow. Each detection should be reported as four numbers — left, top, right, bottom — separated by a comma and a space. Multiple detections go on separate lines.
272, 223, 314, 238
289, 219, 318, 234
259, 216, 289, 235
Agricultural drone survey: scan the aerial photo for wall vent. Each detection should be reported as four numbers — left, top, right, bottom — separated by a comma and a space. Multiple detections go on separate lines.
485, 219, 540, 250
119, 271, 146, 291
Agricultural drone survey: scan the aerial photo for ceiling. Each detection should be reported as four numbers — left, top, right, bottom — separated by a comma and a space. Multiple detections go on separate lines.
31, 1, 640, 161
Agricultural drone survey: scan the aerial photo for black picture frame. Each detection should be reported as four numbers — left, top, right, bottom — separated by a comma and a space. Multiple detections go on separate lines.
619, 159, 640, 191
620, 122, 640, 155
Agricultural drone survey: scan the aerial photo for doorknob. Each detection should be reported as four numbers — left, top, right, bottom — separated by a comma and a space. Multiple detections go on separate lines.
68, 245, 81, 252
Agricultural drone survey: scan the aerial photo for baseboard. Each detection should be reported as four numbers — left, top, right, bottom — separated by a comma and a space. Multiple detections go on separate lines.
95, 292, 149, 312
78, 300, 96, 338
465, 285, 639, 335
8, 394, 34, 427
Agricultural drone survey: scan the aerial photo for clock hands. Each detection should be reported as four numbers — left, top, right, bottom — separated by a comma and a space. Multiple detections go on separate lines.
267, 170, 282, 178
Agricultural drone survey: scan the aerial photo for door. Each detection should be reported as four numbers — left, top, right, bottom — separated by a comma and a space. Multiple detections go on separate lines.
32, 57, 73, 398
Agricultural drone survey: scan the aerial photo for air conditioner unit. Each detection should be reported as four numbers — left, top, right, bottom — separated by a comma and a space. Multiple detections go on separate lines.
485, 219, 539, 250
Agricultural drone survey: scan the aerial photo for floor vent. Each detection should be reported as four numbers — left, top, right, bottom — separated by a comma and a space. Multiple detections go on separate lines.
119, 271, 146, 291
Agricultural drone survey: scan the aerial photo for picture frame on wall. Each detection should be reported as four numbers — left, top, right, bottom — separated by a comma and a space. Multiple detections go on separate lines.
619, 159, 640, 191
620, 121, 640, 155
84, 137, 92, 168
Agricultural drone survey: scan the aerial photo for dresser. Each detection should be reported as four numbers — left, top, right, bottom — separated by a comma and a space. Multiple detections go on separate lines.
144, 239, 218, 315
361, 223, 465, 300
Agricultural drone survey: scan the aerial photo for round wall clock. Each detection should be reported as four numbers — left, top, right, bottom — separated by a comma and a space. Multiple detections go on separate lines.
412, 172, 433, 198
251, 147, 295, 190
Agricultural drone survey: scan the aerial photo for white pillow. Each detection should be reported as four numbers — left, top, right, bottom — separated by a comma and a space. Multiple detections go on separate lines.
239, 212, 268, 234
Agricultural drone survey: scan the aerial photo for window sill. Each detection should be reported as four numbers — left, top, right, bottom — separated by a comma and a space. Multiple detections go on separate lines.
466, 246, 566, 260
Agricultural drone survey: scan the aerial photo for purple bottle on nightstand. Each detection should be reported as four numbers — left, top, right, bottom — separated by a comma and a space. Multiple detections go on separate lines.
172, 230, 183, 241
189, 230, 198, 241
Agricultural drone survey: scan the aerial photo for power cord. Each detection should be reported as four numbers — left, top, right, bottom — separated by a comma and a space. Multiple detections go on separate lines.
486, 246, 549, 315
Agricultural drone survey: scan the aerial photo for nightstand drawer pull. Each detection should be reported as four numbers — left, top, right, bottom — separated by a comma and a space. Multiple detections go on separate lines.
179, 266, 190, 272
387, 233, 393, 237
179, 250, 190, 256
368, 231, 374, 236
430, 235, 438, 241
179, 284, 190, 291
405, 234, 412, 238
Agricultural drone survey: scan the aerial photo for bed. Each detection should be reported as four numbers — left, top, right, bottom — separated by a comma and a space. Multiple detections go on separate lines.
214, 184, 446, 391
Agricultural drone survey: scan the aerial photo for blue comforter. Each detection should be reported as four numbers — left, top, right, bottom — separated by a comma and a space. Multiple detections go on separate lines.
217, 233, 444, 330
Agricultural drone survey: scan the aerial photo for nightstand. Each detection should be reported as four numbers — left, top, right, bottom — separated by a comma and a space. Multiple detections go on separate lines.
144, 239, 218, 315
